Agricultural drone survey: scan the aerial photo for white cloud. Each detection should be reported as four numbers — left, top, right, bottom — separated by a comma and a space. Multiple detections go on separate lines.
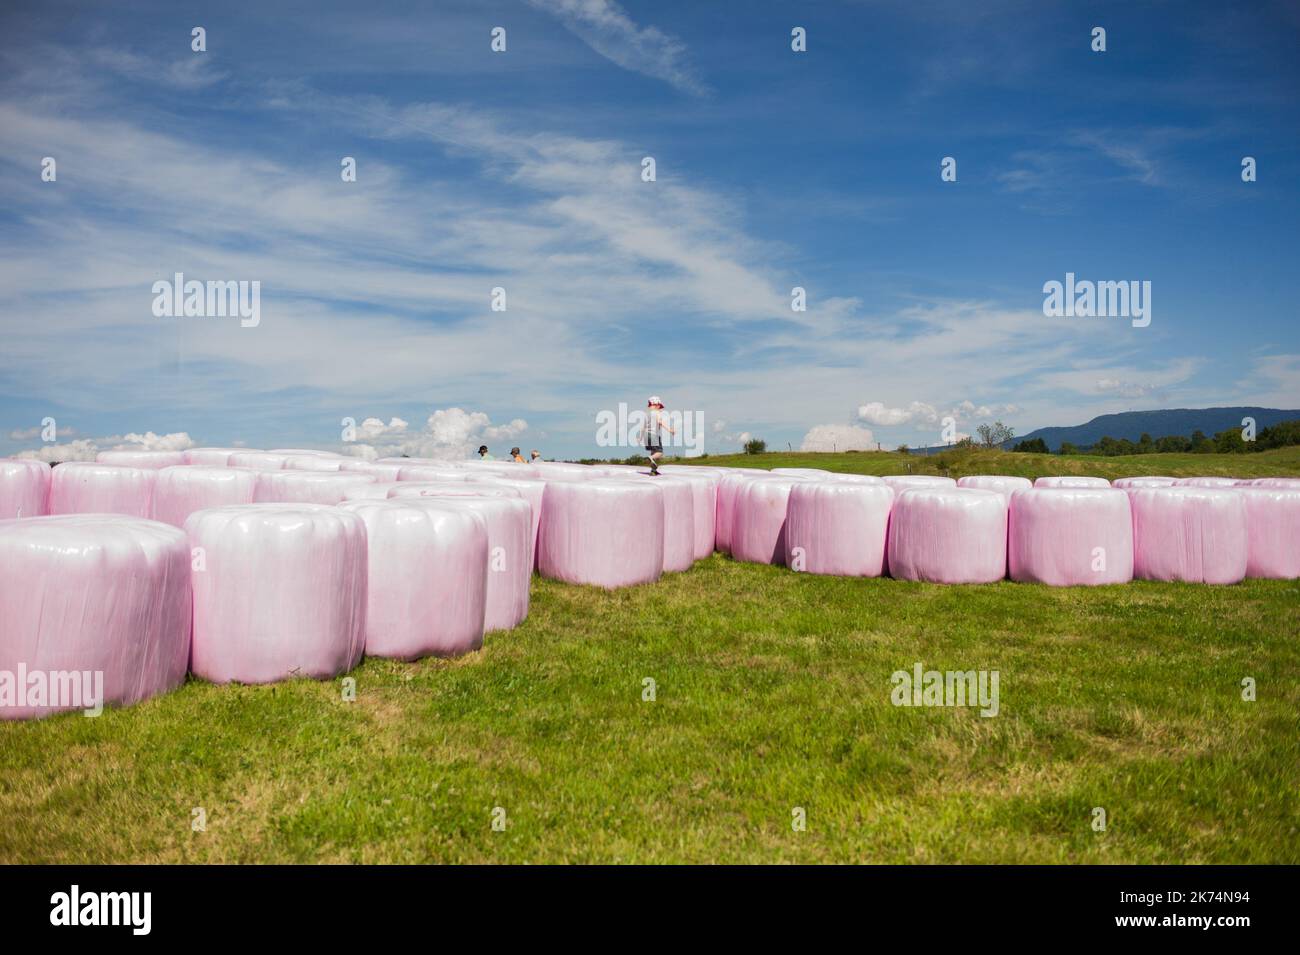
345, 408, 527, 461
523, 0, 708, 95
14, 430, 194, 463
800, 424, 877, 452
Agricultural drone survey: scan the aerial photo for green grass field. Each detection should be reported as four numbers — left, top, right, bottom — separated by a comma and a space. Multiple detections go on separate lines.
2, 449, 1297, 863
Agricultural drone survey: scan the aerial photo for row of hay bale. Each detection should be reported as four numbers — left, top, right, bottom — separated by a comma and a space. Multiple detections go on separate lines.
0, 449, 722, 719
709, 468, 1300, 585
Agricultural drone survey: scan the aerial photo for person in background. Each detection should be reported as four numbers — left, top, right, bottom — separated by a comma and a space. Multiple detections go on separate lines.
510, 447, 526, 463
640, 395, 675, 475
530, 450, 542, 462
478, 445, 495, 460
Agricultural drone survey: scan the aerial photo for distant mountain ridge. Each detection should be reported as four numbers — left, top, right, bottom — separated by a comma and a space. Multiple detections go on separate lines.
1012, 407, 1300, 452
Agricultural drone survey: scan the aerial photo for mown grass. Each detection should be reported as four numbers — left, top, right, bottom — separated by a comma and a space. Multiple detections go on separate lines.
1, 449, 1297, 863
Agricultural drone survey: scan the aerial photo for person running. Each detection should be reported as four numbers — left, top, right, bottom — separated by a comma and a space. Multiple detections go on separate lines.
640, 395, 675, 475
510, 447, 526, 463
477, 445, 495, 460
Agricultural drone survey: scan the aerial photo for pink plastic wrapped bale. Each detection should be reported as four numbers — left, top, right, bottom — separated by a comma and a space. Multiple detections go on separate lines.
0, 515, 191, 719
715, 472, 762, 556
390, 483, 521, 502
1173, 477, 1241, 488
467, 476, 546, 564
1237, 487, 1300, 578
1129, 487, 1247, 584
268, 449, 341, 458
957, 475, 1032, 503
0, 459, 51, 518
1008, 488, 1133, 586
731, 477, 805, 565
1236, 478, 1300, 489
338, 460, 406, 479
533, 462, 597, 480
184, 448, 245, 466
186, 504, 366, 683
784, 481, 894, 576
881, 475, 957, 492
228, 451, 290, 470
404, 496, 532, 631
538, 480, 663, 588
651, 471, 717, 559
397, 465, 470, 482
254, 471, 376, 505
772, 467, 835, 479
95, 449, 187, 469
284, 454, 343, 472
49, 463, 156, 518
887, 488, 1007, 584
1113, 476, 1178, 489
1034, 476, 1111, 488
151, 466, 259, 527
341, 481, 403, 501
337, 501, 488, 657
632, 477, 695, 572
377, 456, 463, 467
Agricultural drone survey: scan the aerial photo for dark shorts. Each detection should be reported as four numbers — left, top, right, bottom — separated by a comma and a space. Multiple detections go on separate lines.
645, 444, 663, 454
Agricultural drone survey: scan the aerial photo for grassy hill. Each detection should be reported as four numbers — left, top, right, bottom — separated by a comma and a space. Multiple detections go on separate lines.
671, 445, 1300, 481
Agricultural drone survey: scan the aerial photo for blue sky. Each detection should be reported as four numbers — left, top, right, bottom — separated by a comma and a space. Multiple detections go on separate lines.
1, 0, 1298, 460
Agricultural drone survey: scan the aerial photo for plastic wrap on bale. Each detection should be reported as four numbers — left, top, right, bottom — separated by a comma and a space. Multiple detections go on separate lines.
228, 451, 291, 470
338, 501, 488, 657
1112, 476, 1178, 489
0, 459, 51, 519
1237, 487, 1300, 578
731, 477, 807, 565
957, 475, 1032, 502
629, 476, 695, 572
151, 466, 258, 527
184, 448, 245, 466
95, 450, 188, 469
0, 515, 191, 719
254, 471, 377, 505
887, 488, 1007, 583
267, 449, 342, 458
466, 475, 545, 565
49, 463, 156, 518
403, 496, 532, 631
1129, 487, 1247, 584
389, 483, 522, 502
784, 481, 894, 576
881, 475, 957, 492
714, 472, 758, 556
338, 460, 406, 479
341, 481, 403, 501
186, 504, 366, 683
284, 455, 343, 472
1008, 488, 1133, 585
538, 480, 663, 588
1173, 477, 1242, 488
397, 465, 470, 482
651, 471, 717, 560
1034, 476, 1111, 488
1237, 478, 1300, 489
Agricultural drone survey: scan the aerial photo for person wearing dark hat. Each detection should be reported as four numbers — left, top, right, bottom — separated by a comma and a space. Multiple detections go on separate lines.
639, 395, 675, 475
510, 447, 526, 463
477, 445, 495, 460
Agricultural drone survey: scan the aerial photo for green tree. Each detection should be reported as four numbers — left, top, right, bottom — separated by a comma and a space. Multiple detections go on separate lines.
743, 438, 767, 455
1058, 442, 1079, 455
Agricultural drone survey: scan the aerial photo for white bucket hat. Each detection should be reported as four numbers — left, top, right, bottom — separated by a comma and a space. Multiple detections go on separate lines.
647, 395, 663, 406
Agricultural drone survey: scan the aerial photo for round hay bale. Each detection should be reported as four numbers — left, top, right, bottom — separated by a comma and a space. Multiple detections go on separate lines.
1237, 487, 1300, 578
1034, 476, 1111, 488
185, 504, 366, 682
538, 480, 663, 588
1112, 476, 1178, 488
253, 471, 376, 505
0, 515, 191, 719
1008, 487, 1133, 585
95, 450, 187, 469
886, 487, 1007, 584
184, 448, 246, 466
402, 496, 532, 631
49, 462, 156, 518
228, 451, 291, 470
1129, 487, 1247, 583
338, 501, 488, 657
957, 475, 1032, 502
151, 465, 259, 527
881, 475, 957, 492
784, 481, 894, 576
731, 477, 806, 565
0, 459, 51, 519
